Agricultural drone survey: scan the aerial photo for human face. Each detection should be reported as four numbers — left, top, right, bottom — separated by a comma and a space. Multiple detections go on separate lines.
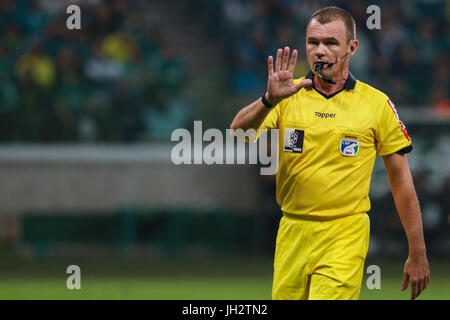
306, 18, 355, 78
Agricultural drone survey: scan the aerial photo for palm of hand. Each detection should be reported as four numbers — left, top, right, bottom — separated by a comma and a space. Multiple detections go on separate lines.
267, 47, 312, 105
268, 70, 297, 99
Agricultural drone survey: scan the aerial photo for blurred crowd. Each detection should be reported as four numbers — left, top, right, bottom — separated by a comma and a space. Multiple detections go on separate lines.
1, 0, 448, 143
0, 0, 189, 142
205, 0, 449, 110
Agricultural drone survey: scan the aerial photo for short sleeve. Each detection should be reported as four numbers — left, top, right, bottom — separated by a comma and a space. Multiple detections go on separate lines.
259, 104, 280, 131
245, 104, 280, 143
375, 98, 412, 156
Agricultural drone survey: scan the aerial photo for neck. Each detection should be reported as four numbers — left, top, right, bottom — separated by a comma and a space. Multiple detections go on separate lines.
314, 68, 349, 95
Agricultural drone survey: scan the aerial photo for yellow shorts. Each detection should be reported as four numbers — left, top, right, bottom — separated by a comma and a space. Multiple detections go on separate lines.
272, 212, 370, 300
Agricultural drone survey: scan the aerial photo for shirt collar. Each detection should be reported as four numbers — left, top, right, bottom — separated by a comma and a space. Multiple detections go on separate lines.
305, 70, 356, 90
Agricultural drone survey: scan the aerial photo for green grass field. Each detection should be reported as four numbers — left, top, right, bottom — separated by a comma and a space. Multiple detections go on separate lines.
0, 251, 448, 300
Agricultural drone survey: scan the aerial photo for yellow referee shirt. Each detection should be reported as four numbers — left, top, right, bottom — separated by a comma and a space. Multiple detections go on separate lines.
258, 71, 412, 218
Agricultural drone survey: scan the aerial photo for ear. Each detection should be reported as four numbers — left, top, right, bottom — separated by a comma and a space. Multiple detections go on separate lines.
348, 39, 358, 56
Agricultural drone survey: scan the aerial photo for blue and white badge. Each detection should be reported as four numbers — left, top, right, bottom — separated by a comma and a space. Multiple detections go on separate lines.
340, 139, 360, 156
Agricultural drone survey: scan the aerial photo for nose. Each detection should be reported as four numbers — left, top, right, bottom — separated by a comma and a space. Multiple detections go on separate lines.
315, 43, 326, 59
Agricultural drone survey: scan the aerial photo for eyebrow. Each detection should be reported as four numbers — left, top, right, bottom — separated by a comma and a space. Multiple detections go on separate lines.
307, 37, 340, 43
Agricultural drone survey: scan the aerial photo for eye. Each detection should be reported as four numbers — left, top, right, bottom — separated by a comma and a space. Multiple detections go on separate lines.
325, 40, 338, 46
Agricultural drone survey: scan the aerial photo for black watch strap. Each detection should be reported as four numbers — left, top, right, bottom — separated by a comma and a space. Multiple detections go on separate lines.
261, 93, 275, 109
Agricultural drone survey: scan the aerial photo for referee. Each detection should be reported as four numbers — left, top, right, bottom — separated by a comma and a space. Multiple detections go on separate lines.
230, 6, 430, 300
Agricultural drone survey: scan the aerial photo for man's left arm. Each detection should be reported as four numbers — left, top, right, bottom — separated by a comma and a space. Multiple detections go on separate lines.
383, 152, 430, 300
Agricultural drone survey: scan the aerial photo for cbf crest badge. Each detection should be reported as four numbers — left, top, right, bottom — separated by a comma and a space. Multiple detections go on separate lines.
284, 128, 304, 153
340, 139, 360, 156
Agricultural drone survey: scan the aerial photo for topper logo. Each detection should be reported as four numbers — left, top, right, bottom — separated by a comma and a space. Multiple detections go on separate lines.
315, 112, 336, 119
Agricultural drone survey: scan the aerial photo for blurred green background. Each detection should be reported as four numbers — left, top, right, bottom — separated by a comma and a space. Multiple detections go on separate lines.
1, 249, 449, 300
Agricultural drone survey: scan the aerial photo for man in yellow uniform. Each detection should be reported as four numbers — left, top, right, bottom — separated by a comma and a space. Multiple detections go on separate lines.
230, 6, 430, 300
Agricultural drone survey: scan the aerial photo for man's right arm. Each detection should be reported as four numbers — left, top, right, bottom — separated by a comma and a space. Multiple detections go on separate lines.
230, 93, 274, 132
229, 47, 312, 132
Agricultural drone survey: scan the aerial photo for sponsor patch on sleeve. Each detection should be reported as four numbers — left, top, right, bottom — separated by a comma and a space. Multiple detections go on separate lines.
387, 99, 410, 141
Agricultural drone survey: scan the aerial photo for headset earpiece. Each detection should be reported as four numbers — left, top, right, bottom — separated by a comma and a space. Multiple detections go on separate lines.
348, 47, 354, 56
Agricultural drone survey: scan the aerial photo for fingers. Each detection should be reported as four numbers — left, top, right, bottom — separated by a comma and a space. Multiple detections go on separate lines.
268, 55, 274, 76
417, 280, 424, 298
281, 46, 290, 70
273, 47, 297, 73
411, 278, 426, 300
422, 274, 430, 296
411, 280, 418, 300
411, 278, 428, 300
294, 79, 312, 91
288, 49, 298, 73
404, 271, 430, 299
400, 273, 409, 291
275, 48, 282, 73
415, 274, 430, 299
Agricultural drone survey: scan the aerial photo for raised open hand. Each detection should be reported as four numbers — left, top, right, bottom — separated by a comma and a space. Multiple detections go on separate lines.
266, 47, 312, 106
